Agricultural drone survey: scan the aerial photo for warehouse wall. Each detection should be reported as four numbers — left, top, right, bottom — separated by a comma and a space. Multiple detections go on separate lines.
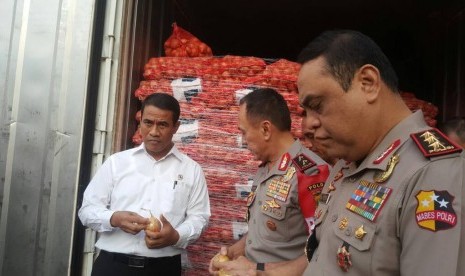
0, 0, 95, 275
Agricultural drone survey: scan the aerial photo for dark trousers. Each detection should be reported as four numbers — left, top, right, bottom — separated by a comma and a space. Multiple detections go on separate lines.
91, 250, 181, 276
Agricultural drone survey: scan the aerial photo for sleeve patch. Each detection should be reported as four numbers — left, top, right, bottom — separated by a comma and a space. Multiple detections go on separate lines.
292, 153, 316, 172
415, 190, 457, 232
410, 128, 462, 158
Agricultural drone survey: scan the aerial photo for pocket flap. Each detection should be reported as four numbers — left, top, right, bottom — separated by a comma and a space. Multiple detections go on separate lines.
332, 215, 376, 251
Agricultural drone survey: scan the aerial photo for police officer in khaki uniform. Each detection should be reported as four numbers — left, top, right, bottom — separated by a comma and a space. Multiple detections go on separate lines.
296, 30, 465, 275
209, 88, 329, 275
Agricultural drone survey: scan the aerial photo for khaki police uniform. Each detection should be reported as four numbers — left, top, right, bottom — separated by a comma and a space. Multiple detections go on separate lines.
304, 111, 465, 275
246, 139, 329, 263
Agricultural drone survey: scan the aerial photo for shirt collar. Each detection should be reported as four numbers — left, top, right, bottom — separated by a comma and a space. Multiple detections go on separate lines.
133, 143, 184, 162
266, 139, 302, 176
347, 110, 428, 175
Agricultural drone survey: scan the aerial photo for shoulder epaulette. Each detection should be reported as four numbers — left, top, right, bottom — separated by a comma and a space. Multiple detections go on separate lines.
410, 128, 462, 158
292, 153, 316, 172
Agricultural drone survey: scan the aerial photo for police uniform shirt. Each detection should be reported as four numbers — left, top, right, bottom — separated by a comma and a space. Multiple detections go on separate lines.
246, 139, 328, 263
304, 111, 465, 275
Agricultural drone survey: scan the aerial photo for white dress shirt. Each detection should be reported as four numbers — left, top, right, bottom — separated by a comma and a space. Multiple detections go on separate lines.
78, 143, 211, 258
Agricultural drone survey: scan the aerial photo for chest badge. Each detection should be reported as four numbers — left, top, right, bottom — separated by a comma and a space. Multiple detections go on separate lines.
346, 179, 392, 222
266, 178, 291, 202
354, 225, 367, 240
265, 198, 281, 209
281, 166, 296, 182
266, 220, 277, 231
338, 217, 349, 230
374, 154, 400, 183
246, 191, 256, 207
337, 242, 352, 272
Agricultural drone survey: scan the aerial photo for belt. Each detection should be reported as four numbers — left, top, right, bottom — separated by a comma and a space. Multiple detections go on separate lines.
101, 250, 177, 268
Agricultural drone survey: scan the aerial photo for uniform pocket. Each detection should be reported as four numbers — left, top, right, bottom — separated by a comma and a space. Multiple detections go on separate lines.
332, 214, 376, 251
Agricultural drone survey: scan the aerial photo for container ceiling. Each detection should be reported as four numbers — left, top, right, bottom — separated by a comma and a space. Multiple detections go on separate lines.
170, 0, 464, 101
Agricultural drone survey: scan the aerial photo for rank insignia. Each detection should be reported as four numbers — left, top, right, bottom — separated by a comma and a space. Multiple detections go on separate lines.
337, 242, 352, 272
281, 166, 296, 182
278, 153, 291, 171
415, 190, 457, 232
292, 153, 316, 172
266, 178, 291, 202
411, 128, 462, 157
346, 180, 392, 221
373, 139, 400, 164
374, 154, 400, 183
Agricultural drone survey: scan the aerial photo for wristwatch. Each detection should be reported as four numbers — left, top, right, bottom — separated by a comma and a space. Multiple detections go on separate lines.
256, 263, 265, 271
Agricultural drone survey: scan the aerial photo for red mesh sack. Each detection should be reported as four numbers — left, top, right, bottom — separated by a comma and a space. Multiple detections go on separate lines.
164, 23, 213, 57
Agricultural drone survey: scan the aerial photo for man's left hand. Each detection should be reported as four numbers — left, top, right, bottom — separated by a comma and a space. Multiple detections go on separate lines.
145, 214, 180, 249
214, 256, 257, 276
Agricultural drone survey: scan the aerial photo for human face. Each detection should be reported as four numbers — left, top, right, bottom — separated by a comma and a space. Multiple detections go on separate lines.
140, 105, 180, 160
301, 111, 338, 165
298, 57, 369, 162
238, 104, 267, 162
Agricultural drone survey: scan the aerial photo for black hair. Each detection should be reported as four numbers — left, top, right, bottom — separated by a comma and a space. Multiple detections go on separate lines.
141, 93, 180, 123
239, 88, 291, 131
298, 29, 399, 92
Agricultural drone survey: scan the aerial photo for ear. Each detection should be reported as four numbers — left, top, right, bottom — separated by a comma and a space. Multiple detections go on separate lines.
173, 121, 181, 133
356, 64, 381, 104
260, 120, 272, 141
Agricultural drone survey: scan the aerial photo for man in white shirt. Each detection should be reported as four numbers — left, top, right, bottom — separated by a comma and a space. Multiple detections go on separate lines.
78, 93, 211, 276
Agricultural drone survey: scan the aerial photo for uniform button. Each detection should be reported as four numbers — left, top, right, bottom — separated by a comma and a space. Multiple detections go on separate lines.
349, 177, 357, 182
258, 201, 262, 205
332, 214, 338, 222
247, 240, 252, 244
345, 226, 352, 236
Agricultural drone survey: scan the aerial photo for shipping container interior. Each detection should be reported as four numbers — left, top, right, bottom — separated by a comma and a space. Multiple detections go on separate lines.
117, 0, 464, 151
99, 0, 465, 274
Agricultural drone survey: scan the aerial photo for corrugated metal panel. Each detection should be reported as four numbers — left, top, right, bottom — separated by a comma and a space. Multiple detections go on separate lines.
0, 0, 96, 275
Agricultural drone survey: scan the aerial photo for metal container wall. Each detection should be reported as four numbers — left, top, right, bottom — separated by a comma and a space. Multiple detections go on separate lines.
0, 0, 95, 275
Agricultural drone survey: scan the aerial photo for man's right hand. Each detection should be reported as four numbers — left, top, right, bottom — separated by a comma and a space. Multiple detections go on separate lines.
110, 211, 149, 234
209, 247, 229, 275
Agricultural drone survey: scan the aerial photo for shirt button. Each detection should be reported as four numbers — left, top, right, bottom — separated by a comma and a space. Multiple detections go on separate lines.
345, 227, 352, 236
349, 177, 357, 182
247, 240, 252, 245
332, 214, 338, 222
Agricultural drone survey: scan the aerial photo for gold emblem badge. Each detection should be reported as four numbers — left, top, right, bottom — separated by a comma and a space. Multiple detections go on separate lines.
265, 198, 281, 209
281, 166, 296, 182
338, 217, 349, 230
354, 225, 367, 240
374, 154, 399, 183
